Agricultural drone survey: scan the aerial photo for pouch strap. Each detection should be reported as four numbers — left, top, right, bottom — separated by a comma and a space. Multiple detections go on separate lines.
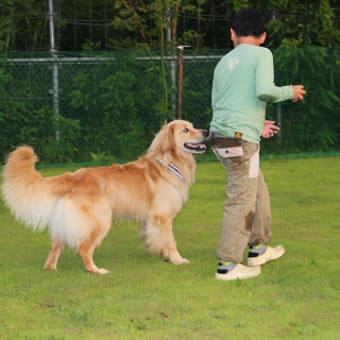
210, 134, 242, 148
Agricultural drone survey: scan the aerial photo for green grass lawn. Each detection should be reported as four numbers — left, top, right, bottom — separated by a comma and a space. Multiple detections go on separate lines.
1, 157, 339, 339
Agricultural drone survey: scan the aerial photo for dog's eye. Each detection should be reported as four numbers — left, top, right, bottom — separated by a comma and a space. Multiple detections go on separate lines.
183, 128, 189, 133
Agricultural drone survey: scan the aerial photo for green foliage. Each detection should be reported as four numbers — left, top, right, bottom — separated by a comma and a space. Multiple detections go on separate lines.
0, 0, 47, 52
249, 0, 340, 48
0, 105, 80, 163
89, 151, 115, 163
64, 54, 166, 161
42, 113, 81, 163
0, 1, 339, 163
273, 47, 340, 152
0, 62, 80, 162
1, 47, 340, 162
0, 0, 340, 51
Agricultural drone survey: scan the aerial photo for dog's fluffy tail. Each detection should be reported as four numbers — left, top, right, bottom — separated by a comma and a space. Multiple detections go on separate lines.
2, 146, 56, 231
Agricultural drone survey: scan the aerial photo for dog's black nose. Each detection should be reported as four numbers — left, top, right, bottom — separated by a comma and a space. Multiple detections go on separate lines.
202, 130, 211, 140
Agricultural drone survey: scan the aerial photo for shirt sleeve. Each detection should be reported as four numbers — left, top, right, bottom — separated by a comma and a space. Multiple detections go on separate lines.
256, 48, 293, 103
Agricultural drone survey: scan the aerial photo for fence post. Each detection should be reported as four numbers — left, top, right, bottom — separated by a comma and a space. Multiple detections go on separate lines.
277, 102, 282, 143
177, 45, 189, 119
48, 0, 60, 141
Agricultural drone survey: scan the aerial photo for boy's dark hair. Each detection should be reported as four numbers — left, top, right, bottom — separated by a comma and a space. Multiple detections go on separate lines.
231, 8, 266, 37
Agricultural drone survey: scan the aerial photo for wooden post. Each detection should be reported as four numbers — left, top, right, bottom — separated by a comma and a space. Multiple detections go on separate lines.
177, 45, 189, 119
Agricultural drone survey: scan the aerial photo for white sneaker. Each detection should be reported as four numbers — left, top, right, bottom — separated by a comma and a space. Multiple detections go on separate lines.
215, 263, 261, 281
247, 245, 285, 267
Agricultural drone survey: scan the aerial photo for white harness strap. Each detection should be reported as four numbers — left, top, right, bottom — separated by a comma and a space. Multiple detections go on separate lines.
155, 158, 184, 181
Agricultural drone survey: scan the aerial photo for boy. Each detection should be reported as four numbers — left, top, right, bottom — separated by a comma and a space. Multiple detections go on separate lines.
210, 8, 306, 280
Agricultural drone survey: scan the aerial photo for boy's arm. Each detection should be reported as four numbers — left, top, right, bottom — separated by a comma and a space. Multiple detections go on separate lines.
291, 85, 306, 102
256, 48, 305, 103
262, 120, 280, 138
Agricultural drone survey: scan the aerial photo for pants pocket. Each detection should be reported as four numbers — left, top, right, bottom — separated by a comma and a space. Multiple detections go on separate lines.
248, 145, 259, 178
214, 146, 244, 158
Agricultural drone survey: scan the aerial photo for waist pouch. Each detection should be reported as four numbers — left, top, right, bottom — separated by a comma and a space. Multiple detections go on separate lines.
210, 135, 244, 158
210, 135, 242, 148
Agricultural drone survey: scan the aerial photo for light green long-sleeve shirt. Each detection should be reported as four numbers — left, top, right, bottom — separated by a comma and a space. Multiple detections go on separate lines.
210, 44, 293, 143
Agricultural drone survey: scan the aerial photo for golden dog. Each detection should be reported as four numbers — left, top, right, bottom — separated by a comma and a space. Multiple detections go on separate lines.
2, 120, 208, 274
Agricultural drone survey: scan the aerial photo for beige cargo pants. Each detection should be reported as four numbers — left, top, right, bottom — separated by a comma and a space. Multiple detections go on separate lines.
212, 140, 272, 263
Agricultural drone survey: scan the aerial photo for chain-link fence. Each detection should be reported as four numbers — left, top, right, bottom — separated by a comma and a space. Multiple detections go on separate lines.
0, 48, 339, 163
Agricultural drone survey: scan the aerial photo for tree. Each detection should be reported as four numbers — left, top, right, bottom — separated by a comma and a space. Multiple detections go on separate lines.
0, 0, 48, 52
263, 0, 340, 48
0, 0, 339, 51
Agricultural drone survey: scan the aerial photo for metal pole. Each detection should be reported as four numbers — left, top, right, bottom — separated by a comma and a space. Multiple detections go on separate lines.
48, 0, 56, 52
277, 102, 282, 143
166, 2, 176, 119
48, 0, 60, 141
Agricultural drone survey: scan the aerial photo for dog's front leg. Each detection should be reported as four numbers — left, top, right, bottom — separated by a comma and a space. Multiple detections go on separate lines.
141, 214, 190, 265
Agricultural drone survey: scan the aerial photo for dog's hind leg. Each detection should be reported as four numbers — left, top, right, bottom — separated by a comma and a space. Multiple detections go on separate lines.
44, 239, 64, 270
141, 214, 190, 265
78, 222, 111, 274
78, 238, 108, 274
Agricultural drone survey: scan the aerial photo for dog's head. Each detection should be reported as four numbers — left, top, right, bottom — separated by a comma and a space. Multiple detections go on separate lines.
147, 120, 209, 160
168, 120, 209, 154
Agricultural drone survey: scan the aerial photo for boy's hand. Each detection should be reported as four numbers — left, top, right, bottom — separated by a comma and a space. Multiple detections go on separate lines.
292, 85, 306, 102
262, 120, 280, 138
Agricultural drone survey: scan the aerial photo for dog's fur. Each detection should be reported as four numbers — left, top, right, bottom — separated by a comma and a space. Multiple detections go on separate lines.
2, 120, 208, 274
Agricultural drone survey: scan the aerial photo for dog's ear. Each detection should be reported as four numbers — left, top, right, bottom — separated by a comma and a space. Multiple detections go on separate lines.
147, 123, 174, 162
167, 123, 176, 150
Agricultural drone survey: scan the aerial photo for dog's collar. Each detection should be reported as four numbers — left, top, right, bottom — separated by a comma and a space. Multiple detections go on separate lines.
155, 158, 184, 181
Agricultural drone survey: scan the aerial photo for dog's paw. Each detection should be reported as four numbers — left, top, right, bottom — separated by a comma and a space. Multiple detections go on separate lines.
44, 264, 57, 271
176, 257, 190, 265
168, 253, 190, 265
95, 268, 109, 274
